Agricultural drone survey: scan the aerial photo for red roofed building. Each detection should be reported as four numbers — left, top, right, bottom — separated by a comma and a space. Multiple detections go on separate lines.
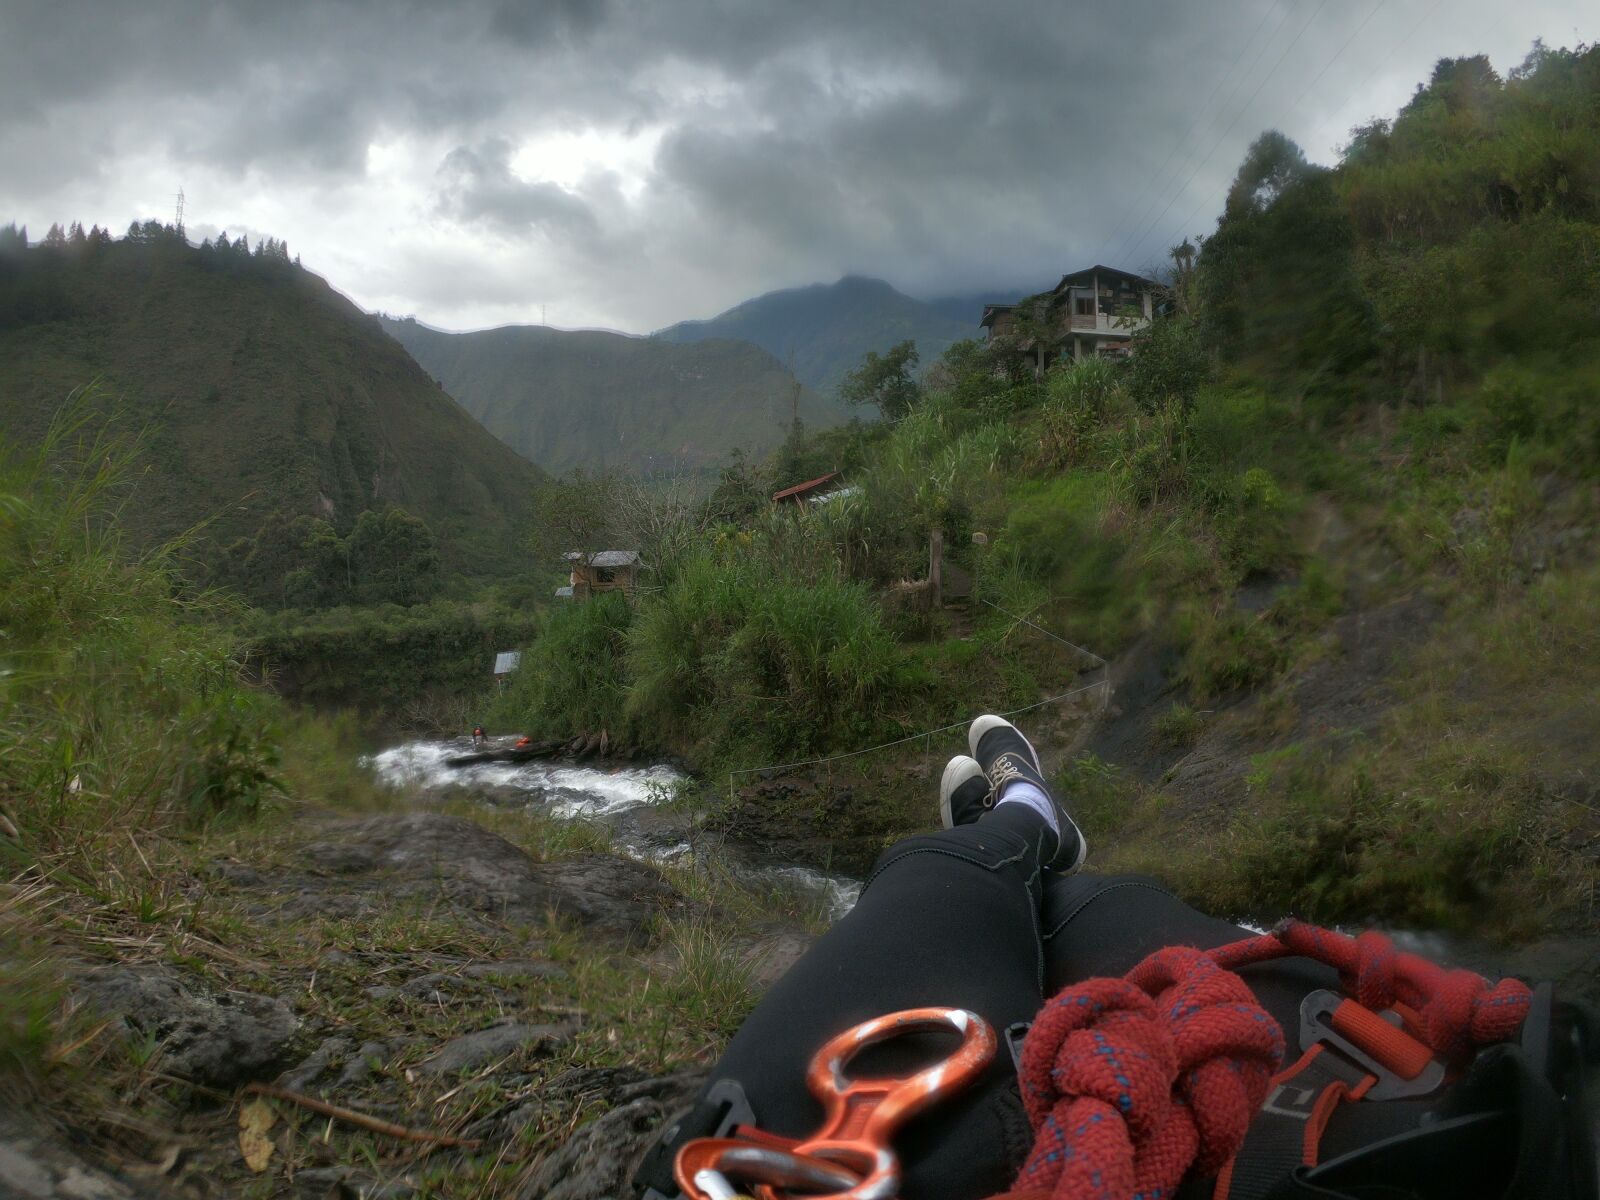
772, 471, 841, 505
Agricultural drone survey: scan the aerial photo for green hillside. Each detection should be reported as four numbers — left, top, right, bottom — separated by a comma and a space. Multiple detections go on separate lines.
501, 44, 1600, 939
382, 316, 846, 476
655, 274, 975, 394
0, 227, 542, 577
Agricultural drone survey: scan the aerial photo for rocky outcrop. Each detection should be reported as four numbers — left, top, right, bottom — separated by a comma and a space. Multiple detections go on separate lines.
517, 1070, 705, 1200
75, 966, 296, 1089
292, 812, 687, 941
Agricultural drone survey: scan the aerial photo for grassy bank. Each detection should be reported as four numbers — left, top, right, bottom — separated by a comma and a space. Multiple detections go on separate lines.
0, 415, 802, 1198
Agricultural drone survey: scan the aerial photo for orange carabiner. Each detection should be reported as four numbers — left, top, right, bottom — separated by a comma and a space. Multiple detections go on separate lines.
674, 1006, 997, 1200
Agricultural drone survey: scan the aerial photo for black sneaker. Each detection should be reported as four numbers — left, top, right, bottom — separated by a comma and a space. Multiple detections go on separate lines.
968, 714, 1088, 873
939, 755, 991, 829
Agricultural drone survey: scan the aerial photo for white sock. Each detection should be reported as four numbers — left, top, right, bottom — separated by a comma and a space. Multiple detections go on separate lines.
994, 781, 1059, 835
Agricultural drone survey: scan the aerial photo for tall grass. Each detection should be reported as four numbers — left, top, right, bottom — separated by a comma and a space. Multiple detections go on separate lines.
0, 399, 283, 886
626, 551, 897, 758
491, 591, 632, 740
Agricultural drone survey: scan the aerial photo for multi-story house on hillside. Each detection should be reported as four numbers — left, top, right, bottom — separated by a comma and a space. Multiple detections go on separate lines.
980, 265, 1159, 369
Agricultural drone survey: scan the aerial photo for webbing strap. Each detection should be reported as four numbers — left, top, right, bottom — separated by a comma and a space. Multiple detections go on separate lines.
1214, 1045, 1374, 1200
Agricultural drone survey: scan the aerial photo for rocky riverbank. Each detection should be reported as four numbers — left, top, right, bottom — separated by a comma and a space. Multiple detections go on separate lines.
4, 799, 814, 1200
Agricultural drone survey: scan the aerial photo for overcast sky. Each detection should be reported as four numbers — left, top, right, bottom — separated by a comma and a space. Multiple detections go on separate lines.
1, 0, 1593, 333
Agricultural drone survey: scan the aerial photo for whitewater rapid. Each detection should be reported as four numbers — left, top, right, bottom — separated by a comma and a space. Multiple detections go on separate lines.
363, 739, 860, 920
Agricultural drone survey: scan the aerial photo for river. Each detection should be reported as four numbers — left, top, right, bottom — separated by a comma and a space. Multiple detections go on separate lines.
363, 738, 862, 920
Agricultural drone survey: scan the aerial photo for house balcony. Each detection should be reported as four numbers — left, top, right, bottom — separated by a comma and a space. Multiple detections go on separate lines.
1068, 312, 1149, 336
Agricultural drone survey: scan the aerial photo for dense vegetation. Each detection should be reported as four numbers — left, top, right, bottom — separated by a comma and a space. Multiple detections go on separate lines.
382, 315, 847, 475
0, 225, 544, 578
499, 43, 1600, 936
0, 400, 790, 1200
247, 599, 541, 722
1, 39, 1596, 1200
655, 274, 975, 394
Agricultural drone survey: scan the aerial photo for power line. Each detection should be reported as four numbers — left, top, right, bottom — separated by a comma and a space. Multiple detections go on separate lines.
1284, 0, 1393, 124
1106, 0, 1296, 266
729, 601, 1111, 786
1137, 0, 1449, 262
727, 677, 1110, 785
1091, 0, 1288, 266
1121, 0, 1337, 267
1301, 0, 1446, 154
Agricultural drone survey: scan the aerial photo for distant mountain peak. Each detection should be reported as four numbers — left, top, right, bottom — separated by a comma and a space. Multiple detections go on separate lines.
655, 276, 972, 392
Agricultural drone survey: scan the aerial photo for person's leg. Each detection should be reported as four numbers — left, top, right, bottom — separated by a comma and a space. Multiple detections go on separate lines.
653, 805, 1052, 1199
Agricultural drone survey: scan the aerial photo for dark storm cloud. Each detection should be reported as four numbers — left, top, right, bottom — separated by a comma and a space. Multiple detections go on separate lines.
1, 0, 1579, 328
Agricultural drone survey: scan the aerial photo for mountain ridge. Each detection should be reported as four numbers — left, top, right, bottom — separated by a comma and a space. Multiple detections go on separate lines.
654, 274, 979, 394
382, 315, 848, 476
0, 231, 543, 577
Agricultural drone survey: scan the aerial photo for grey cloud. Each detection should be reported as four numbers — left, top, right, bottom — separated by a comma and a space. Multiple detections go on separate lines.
435, 138, 599, 237
0, 0, 1585, 331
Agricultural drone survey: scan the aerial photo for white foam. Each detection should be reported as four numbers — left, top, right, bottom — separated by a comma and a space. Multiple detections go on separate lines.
364, 739, 861, 923
362, 739, 684, 817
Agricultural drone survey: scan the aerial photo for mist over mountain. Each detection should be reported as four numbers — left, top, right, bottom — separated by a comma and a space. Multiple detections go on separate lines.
0, 229, 541, 576
654, 275, 976, 394
918, 286, 1051, 325
382, 316, 848, 476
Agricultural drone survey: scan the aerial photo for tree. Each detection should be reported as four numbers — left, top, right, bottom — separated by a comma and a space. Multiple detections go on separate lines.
1199, 130, 1374, 373
1127, 317, 1209, 416
68, 222, 86, 247
347, 508, 440, 606
840, 340, 921, 420
0, 224, 25, 256
42, 223, 67, 249
1006, 294, 1059, 377
1167, 238, 1199, 316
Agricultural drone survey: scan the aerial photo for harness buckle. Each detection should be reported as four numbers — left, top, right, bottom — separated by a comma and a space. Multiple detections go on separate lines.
1298, 989, 1446, 1101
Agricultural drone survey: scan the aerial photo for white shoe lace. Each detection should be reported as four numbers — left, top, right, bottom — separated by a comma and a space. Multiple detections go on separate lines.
985, 753, 1030, 800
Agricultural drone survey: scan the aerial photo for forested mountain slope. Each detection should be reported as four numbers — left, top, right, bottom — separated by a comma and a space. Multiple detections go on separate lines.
0, 228, 543, 576
655, 274, 974, 394
382, 316, 846, 476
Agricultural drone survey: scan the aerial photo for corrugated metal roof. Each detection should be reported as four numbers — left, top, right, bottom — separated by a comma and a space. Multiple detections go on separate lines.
554, 585, 574, 598
809, 484, 860, 505
562, 550, 640, 566
493, 651, 522, 675
772, 471, 840, 502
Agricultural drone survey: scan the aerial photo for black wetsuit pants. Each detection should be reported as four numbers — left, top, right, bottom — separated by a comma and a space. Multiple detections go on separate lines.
662, 805, 1354, 1199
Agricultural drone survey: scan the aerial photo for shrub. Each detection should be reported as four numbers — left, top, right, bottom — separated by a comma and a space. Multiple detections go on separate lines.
624, 552, 897, 758
495, 591, 632, 740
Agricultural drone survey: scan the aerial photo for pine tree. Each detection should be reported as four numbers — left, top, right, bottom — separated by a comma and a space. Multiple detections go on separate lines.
42, 223, 67, 248
68, 221, 86, 246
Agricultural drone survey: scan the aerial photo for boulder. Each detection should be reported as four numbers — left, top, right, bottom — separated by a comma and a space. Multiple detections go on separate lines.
298, 813, 685, 941
75, 966, 296, 1089
415, 1020, 575, 1077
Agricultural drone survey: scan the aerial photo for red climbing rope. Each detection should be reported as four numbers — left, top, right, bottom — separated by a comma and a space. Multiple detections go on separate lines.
990, 919, 1533, 1200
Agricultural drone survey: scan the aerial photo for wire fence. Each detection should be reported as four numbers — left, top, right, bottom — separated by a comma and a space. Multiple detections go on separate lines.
727, 598, 1111, 798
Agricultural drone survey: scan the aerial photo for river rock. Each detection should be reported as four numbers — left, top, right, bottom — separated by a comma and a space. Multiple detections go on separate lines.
280, 1035, 355, 1092
297, 813, 686, 941
517, 1071, 704, 1200
75, 965, 296, 1089
415, 1020, 575, 1077
0, 1112, 147, 1200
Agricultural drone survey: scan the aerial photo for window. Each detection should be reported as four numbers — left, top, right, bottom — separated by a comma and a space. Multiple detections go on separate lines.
594, 567, 616, 584
1074, 297, 1094, 316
